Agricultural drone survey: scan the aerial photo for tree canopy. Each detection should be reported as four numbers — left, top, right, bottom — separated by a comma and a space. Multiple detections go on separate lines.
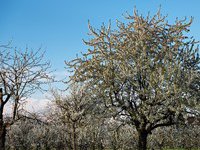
67, 10, 200, 150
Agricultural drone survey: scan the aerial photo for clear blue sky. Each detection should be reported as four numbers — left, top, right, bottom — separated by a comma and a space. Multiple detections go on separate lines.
0, 0, 200, 72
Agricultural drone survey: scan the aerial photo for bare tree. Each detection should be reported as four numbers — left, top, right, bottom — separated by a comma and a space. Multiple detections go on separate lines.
0, 46, 52, 150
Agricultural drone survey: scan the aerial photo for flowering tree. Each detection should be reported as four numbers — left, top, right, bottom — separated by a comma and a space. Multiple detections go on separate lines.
67, 10, 200, 150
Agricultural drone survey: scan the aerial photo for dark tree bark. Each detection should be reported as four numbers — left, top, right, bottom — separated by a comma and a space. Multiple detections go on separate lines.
0, 123, 6, 150
138, 130, 148, 150
72, 123, 77, 150
0, 89, 6, 150
0, 89, 5, 150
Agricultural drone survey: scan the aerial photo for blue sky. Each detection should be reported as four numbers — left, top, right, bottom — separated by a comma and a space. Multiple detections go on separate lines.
1, 0, 200, 109
0, 0, 200, 76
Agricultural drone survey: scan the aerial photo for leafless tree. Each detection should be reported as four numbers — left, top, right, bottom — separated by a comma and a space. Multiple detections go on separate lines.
0, 46, 52, 150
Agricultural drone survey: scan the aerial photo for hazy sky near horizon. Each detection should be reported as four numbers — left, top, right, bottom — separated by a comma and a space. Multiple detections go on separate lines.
0, 0, 200, 71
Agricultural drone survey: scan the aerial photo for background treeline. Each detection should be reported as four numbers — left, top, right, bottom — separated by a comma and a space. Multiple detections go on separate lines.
5, 89, 200, 150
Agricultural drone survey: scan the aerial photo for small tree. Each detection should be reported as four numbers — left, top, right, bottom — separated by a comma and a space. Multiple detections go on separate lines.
0, 46, 52, 150
52, 84, 92, 150
67, 10, 200, 150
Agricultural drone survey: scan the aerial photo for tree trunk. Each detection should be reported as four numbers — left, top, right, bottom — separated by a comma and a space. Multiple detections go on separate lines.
138, 130, 148, 150
0, 89, 6, 150
72, 123, 77, 150
0, 124, 6, 150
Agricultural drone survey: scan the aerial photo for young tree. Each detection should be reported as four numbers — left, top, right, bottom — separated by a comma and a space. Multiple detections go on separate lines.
67, 10, 200, 150
0, 47, 52, 150
52, 84, 92, 150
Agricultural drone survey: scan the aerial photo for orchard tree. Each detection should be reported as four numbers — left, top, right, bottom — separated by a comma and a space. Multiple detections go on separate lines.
0, 47, 52, 150
67, 10, 200, 150
52, 84, 93, 150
